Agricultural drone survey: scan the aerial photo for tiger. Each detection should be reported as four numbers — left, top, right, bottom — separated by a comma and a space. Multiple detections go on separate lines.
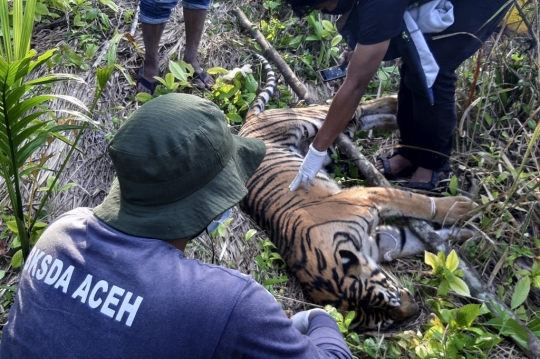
238, 54, 475, 330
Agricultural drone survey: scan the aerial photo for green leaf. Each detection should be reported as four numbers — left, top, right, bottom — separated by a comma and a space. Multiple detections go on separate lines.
245, 73, 258, 94
206, 67, 228, 75
533, 276, 540, 289
511, 276, 531, 309
262, 275, 288, 286
169, 61, 188, 82
136, 92, 153, 103
59, 183, 78, 191
11, 249, 24, 268
321, 20, 334, 31
449, 276, 470, 296
13, 121, 49, 148
455, 304, 480, 327
330, 35, 343, 47
98, 0, 119, 12
226, 113, 243, 124
445, 249, 460, 272
97, 66, 114, 91
532, 260, 540, 277
344, 311, 355, 327
289, 35, 303, 48
506, 318, 530, 349
424, 251, 440, 269
245, 229, 257, 241
16, 135, 48, 168
164, 73, 176, 89
449, 175, 459, 195
438, 280, 449, 296
6, 220, 19, 234
0, 270, 5, 281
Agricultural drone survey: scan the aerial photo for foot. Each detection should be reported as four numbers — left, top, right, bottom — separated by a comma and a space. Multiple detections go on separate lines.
400, 168, 451, 192
185, 55, 214, 89
137, 62, 159, 94
192, 70, 214, 90
408, 167, 433, 183
375, 154, 413, 177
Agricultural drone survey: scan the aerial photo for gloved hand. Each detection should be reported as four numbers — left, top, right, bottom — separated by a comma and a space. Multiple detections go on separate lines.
291, 308, 327, 334
289, 144, 327, 192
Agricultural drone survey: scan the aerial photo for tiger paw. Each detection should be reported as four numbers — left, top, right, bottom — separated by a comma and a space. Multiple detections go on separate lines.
433, 196, 476, 224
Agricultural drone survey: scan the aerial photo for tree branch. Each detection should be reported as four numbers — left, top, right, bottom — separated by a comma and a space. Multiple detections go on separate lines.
232, 7, 315, 104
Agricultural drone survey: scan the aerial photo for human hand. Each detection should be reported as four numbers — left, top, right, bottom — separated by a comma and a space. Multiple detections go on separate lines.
291, 309, 327, 334
289, 144, 327, 192
338, 50, 353, 68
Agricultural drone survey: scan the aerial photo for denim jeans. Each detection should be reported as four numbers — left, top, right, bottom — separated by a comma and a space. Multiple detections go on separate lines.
397, 0, 511, 171
139, 0, 211, 24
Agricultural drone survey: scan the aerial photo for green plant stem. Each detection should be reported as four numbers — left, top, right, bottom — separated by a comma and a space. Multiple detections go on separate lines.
503, 107, 540, 208
2, 86, 31, 258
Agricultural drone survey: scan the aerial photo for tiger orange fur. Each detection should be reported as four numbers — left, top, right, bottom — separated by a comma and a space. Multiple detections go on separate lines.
239, 54, 474, 329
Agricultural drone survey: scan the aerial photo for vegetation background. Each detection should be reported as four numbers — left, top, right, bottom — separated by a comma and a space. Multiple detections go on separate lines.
0, 0, 538, 357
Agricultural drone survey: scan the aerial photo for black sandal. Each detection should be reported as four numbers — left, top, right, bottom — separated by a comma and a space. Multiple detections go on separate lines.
376, 152, 415, 180
136, 67, 159, 95
400, 170, 450, 192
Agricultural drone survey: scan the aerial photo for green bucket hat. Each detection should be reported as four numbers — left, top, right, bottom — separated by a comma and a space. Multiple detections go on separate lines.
94, 93, 266, 240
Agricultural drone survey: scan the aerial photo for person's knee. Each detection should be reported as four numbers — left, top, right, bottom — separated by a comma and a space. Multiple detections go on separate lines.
139, 0, 179, 24
182, 0, 210, 10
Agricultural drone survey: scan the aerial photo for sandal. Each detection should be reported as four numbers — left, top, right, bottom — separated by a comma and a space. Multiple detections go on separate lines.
399, 170, 450, 192
136, 67, 159, 95
192, 71, 214, 90
376, 152, 416, 180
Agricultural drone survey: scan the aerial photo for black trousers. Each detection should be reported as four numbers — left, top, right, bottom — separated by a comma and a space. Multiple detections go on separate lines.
397, 0, 511, 171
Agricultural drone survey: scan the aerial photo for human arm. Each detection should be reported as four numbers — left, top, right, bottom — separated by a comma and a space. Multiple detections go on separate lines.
213, 279, 353, 359
289, 41, 390, 192
312, 40, 390, 151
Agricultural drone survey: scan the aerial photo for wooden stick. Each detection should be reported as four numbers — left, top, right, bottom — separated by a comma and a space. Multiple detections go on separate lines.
232, 7, 315, 104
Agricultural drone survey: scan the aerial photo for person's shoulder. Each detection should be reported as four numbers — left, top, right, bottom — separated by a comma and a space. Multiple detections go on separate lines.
193, 260, 253, 284
45, 207, 94, 229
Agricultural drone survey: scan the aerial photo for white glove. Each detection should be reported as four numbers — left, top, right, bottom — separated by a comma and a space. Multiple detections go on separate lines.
291, 309, 327, 334
289, 144, 327, 192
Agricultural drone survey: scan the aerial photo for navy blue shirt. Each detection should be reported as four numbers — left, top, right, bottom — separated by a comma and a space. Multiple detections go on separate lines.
0, 208, 352, 358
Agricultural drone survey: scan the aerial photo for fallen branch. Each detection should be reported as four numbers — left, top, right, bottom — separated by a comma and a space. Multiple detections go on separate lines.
232, 7, 315, 104
334, 134, 540, 358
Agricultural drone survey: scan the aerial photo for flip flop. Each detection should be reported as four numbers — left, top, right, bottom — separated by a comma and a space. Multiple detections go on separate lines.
376, 152, 415, 180
399, 170, 451, 192
137, 67, 159, 95
192, 71, 213, 90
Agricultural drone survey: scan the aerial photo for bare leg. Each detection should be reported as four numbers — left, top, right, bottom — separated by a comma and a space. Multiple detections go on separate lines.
138, 22, 166, 93
183, 8, 214, 88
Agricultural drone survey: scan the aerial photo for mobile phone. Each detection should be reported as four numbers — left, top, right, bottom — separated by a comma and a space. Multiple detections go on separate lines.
319, 65, 348, 82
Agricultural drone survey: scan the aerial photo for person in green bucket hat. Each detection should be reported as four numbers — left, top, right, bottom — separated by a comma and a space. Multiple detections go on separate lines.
0, 93, 352, 359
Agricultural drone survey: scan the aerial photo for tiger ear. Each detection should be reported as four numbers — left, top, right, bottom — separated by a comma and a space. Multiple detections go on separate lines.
339, 250, 360, 277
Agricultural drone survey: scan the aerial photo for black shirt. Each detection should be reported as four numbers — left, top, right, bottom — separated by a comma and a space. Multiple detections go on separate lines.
353, 0, 409, 45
